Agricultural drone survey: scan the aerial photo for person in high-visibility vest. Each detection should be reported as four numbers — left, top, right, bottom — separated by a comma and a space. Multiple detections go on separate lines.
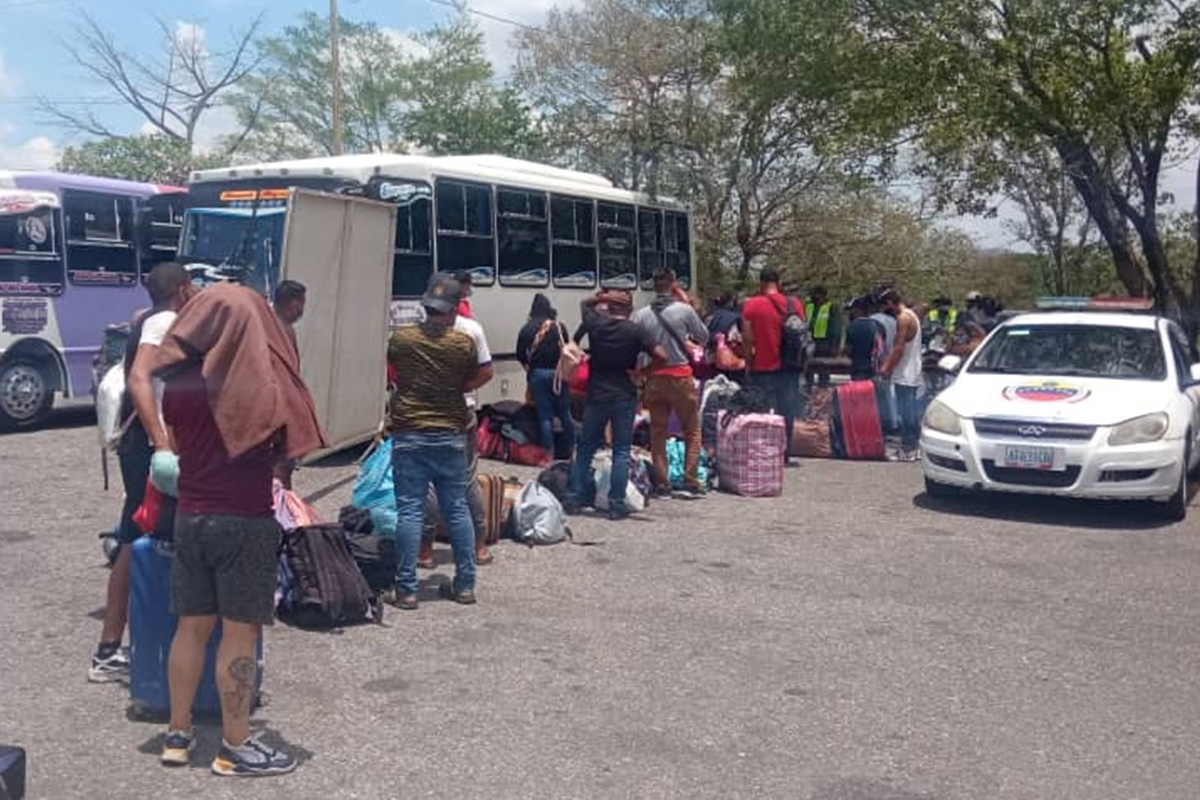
805, 285, 837, 387
925, 298, 958, 331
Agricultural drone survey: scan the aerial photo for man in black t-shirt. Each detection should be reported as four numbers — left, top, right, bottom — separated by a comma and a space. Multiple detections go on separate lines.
844, 295, 883, 381
567, 290, 667, 520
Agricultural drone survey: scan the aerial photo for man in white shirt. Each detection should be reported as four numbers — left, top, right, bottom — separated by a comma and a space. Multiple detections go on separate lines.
89, 262, 196, 683
418, 288, 496, 567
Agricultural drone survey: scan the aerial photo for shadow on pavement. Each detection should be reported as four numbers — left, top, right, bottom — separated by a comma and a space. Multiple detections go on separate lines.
913, 490, 1185, 531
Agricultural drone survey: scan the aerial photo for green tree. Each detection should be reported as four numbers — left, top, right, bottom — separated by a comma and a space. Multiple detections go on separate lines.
517, 0, 848, 290
717, 0, 1200, 333
404, 18, 543, 156
225, 12, 407, 159
57, 135, 224, 185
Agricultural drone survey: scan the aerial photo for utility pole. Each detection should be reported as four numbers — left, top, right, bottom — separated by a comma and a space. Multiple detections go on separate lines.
330, 0, 344, 155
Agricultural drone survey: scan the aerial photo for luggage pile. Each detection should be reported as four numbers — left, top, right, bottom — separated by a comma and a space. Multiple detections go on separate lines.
476, 401, 556, 467
791, 382, 887, 460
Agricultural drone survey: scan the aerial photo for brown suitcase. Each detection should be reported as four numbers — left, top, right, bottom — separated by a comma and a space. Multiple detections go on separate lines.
432, 474, 512, 545
790, 419, 832, 458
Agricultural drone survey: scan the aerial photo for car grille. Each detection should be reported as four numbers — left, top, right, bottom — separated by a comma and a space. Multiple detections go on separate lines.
982, 460, 1081, 488
973, 418, 1096, 442
1099, 468, 1156, 483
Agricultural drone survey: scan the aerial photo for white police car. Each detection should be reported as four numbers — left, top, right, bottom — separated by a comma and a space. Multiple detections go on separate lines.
921, 309, 1200, 520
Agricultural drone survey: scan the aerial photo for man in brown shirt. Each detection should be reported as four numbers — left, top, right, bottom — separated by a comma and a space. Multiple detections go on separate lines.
387, 273, 488, 609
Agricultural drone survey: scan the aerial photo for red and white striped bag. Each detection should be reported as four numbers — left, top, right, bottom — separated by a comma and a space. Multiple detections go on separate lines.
716, 411, 786, 497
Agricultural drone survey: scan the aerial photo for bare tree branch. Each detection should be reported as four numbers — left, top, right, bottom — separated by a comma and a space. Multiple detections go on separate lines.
39, 10, 264, 150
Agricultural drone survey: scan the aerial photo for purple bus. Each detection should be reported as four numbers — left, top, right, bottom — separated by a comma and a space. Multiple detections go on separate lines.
0, 171, 186, 428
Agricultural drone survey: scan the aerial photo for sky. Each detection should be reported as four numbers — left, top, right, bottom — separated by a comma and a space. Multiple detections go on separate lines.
0, 0, 1196, 252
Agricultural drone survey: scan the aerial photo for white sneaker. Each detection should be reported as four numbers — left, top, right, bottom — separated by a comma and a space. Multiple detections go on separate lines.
87, 648, 130, 683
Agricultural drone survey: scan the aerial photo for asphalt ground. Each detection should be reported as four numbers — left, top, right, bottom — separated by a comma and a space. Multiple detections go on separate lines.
2, 403, 1200, 799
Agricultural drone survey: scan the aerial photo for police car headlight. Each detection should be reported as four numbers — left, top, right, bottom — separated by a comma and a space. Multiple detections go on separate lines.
1107, 413, 1169, 446
924, 399, 963, 436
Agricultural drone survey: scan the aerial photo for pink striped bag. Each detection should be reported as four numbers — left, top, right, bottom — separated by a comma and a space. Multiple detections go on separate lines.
716, 411, 786, 497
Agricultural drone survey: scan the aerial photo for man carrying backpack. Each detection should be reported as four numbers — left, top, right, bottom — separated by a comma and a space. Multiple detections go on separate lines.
632, 267, 708, 498
741, 268, 808, 463
88, 262, 195, 684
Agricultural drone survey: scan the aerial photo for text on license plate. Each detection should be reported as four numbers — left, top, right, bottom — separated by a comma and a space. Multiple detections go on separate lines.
1003, 445, 1056, 470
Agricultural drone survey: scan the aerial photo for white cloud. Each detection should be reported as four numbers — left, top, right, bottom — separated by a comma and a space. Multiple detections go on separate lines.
174, 21, 207, 49
430, 0, 581, 74
0, 52, 19, 97
192, 103, 241, 153
0, 124, 58, 169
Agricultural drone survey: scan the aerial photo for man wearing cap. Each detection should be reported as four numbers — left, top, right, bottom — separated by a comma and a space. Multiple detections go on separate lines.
387, 273, 488, 609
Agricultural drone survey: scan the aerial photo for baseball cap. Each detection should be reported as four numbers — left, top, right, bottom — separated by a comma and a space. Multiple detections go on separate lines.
422, 272, 462, 314
966, 290, 982, 301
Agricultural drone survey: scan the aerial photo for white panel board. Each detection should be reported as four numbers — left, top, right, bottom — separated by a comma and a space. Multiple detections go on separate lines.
280, 189, 396, 454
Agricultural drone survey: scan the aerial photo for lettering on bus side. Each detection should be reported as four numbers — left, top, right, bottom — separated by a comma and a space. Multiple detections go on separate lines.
1, 298, 49, 334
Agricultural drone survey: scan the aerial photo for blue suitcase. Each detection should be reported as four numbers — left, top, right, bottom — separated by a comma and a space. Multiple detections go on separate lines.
128, 536, 262, 718
0, 745, 25, 800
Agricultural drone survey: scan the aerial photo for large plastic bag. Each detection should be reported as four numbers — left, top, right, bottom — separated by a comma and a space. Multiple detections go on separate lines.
96, 363, 127, 450
592, 452, 647, 512
351, 439, 397, 537
666, 439, 708, 489
513, 482, 571, 545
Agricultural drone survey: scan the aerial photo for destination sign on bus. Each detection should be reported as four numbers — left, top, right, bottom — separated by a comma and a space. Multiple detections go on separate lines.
218, 189, 291, 202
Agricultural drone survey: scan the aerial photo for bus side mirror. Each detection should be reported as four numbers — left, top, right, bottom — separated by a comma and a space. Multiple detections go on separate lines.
135, 208, 154, 259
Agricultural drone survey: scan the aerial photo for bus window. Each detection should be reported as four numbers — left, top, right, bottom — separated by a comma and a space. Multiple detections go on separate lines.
664, 211, 691, 289
63, 191, 137, 286
141, 194, 185, 269
436, 179, 495, 285
0, 206, 63, 292
551, 195, 596, 288
372, 179, 434, 297
637, 208, 664, 289
598, 201, 637, 289
497, 187, 549, 287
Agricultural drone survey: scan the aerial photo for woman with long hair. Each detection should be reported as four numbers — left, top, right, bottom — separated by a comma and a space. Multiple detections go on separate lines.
515, 293, 575, 458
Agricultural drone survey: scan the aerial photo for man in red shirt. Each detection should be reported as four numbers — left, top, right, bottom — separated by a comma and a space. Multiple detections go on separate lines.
454, 269, 475, 319
740, 267, 805, 462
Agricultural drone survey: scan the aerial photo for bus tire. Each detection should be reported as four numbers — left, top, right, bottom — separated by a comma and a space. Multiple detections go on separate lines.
0, 358, 54, 430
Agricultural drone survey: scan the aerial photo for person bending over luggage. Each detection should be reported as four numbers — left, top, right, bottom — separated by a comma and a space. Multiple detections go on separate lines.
566, 290, 667, 520
516, 292, 575, 459
153, 283, 326, 777
631, 267, 708, 499
388, 273, 489, 609
89, 262, 196, 684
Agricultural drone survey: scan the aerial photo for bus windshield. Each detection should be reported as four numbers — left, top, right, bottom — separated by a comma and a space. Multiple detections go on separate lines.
180, 208, 286, 294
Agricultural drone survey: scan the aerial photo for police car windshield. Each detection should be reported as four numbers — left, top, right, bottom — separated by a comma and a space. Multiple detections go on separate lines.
969, 324, 1166, 380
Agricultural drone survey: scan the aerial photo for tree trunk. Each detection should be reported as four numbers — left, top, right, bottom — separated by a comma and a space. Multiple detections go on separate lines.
1052, 136, 1147, 297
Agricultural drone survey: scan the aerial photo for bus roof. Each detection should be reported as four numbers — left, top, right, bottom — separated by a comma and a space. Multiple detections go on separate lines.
0, 170, 184, 196
190, 153, 686, 210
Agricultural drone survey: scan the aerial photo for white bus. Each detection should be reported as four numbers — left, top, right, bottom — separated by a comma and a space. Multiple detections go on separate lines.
181, 154, 694, 403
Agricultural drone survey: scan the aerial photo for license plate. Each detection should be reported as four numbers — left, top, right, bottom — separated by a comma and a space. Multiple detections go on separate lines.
1003, 445, 1057, 470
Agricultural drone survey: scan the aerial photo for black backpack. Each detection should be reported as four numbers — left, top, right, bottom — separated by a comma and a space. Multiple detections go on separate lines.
337, 506, 398, 593
279, 525, 381, 628
773, 295, 815, 372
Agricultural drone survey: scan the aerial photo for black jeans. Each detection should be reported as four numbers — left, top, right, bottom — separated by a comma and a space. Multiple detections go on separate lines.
116, 425, 153, 543
745, 370, 800, 458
